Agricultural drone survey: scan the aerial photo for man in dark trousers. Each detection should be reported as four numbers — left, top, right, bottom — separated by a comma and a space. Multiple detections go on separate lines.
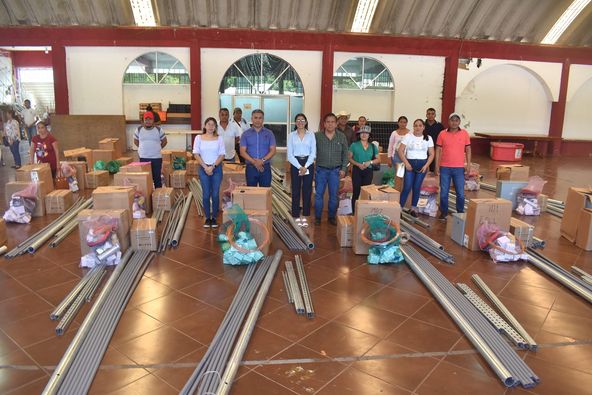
425, 107, 444, 172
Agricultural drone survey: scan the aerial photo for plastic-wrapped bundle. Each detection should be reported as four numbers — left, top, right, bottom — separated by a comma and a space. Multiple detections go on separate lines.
477, 222, 527, 263
417, 191, 438, 217
363, 214, 404, 265
80, 218, 122, 268
515, 176, 546, 216
60, 162, 79, 192
3, 183, 38, 224
173, 156, 187, 170
464, 162, 480, 191
218, 205, 268, 265
132, 191, 147, 219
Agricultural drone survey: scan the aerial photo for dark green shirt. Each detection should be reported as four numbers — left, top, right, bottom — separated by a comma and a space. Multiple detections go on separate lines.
349, 141, 376, 163
314, 130, 349, 171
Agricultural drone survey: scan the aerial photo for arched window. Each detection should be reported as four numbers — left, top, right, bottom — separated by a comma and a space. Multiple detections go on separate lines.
219, 53, 303, 95
123, 52, 189, 84
333, 57, 394, 90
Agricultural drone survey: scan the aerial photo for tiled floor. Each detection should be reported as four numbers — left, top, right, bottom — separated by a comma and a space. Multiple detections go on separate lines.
0, 153, 591, 394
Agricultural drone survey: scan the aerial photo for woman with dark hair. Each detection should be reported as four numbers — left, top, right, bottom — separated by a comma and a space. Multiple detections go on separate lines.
397, 119, 435, 217
348, 125, 379, 213
287, 113, 316, 222
134, 111, 167, 188
193, 117, 225, 228
387, 116, 410, 167
30, 121, 59, 178
4, 110, 21, 168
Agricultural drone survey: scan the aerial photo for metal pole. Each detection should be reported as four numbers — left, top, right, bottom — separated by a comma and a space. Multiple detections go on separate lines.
171, 192, 193, 247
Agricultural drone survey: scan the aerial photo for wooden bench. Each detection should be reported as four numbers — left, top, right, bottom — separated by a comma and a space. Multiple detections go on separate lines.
474, 133, 561, 157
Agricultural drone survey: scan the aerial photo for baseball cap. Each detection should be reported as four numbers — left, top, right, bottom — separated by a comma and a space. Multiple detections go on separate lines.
143, 112, 154, 120
356, 125, 371, 134
448, 112, 461, 120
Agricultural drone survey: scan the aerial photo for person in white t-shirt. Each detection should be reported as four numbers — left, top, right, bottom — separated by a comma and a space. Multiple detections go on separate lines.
397, 119, 435, 217
20, 99, 37, 141
217, 108, 239, 162
133, 112, 167, 188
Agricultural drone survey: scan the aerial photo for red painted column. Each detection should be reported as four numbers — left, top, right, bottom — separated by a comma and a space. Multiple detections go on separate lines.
190, 40, 201, 132
51, 42, 69, 114
548, 59, 570, 155
441, 53, 459, 127
320, 42, 334, 126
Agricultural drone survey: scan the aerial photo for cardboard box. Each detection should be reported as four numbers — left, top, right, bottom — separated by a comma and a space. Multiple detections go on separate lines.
360, 185, 400, 202
85, 170, 110, 189
496, 180, 528, 210
171, 170, 187, 189
5, 181, 47, 217
152, 187, 174, 211
161, 149, 187, 163
231, 186, 272, 212
510, 217, 534, 248
131, 218, 158, 251
337, 215, 354, 247
221, 164, 247, 210
464, 198, 513, 251
186, 160, 200, 176
222, 209, 272, 255
60, 161, 87, 190
99, 137, 124, 158
379, 153, 389, 165
64, 147, 93, 165
92, 186, 135, 222
561, 187, 592, 243
45, 189, 74, 214
0, 218, 6, 246
162, 161, 172, 186
353, 200, 401, 255
92, 149, 115, 166
114, 172, 154, 214
120, 162, 152, 174
15, 163, 54, 195
117, 157, 133, 166
575, 209, 592, 251
496, 165, 530, 181
446, 213, 466, 246
77, 209, 130, 255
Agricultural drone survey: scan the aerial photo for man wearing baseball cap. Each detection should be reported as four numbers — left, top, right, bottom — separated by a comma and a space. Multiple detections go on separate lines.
434, 112, 471, 221
133, 111, 168, 188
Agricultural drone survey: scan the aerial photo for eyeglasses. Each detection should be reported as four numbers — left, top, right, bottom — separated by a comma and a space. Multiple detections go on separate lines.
296, 119, 306, 122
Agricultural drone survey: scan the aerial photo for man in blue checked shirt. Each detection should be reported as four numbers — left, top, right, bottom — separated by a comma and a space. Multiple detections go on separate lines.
239, 109, 276, 187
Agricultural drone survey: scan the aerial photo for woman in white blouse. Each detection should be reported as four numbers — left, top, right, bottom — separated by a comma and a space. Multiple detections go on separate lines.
4, 110, 21, 168
193, 117, 226, 228
287, 113, 316, 221
387, 116, 410, 167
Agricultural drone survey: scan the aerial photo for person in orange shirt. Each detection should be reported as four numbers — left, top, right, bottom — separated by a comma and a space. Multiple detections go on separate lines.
434, 113, 471, 221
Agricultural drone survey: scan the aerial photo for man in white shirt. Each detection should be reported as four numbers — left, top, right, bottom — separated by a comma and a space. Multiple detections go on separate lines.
20, 99, 37, 142
232, 107, 249, 164
217, 108, 239, 162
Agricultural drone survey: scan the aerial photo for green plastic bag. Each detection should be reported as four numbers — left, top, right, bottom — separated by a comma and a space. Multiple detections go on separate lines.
173, 156, 187, 170
364, 214, 404, 265
217, 205, 264, 265
106, 160, 121, 174
381, 168, 395, 187
93, 160, 106, 171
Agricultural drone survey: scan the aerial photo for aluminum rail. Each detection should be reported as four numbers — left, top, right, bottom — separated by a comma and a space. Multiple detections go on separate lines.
171, 192, 193, 247
50, 265, 100, 320
216, 250, 283, 395
285, 261, 305, 314
48, 219, 80, 248
272, 214, 308, 251
272, 195, 314, 249
528, 248, 592, 292
41, 249, 134, 395
471, 274, 537, 350
295, 255, 314, 318
0, 245, 7, 256
572, 266, 592, 285
282, 271, 294, 303
480, 182, 497, 192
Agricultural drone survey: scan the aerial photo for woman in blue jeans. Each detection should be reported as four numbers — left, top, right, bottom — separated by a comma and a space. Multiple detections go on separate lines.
397, 119, 435, 217
193, 117, 226, 228
4, 110, 21, 168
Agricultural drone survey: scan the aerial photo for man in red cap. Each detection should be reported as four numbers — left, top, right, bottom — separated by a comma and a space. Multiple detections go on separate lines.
133, 111, 168, 188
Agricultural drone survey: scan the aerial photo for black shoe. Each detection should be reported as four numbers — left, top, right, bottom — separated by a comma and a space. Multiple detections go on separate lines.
314, 218, 321, 226
210, 218, 218, 228
328, 217, 337, 226
438, 213, 447, 221
410, 210, 418, 218
203, 218, 211, 228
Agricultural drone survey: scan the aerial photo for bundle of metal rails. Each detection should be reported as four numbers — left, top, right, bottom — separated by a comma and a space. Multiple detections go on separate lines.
42, 249, 154, 395
5, 197, 93, 258
401, 245, 539, 388
526, 248, 592, 304
181, 250, 282, 395
480, 182, 565, 218
282, 256, 315, 318
401, 209, 430, 228
157, 192, 193, 252
572, 266, 592, 285
188, 177, 205, 217
480, 181, 497, 192
270, 167, 315, 250
400, 220, 455, 264
50, 264, 107, 336
152, 207, 165, 223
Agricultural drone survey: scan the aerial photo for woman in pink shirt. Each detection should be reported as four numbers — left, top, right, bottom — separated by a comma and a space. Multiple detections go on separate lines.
387, 116, 410, 167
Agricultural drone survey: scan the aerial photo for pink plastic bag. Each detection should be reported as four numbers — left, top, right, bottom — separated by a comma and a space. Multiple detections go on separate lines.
521, 176, 546, 195
476, 221, 502, 251
421, 173, 439, 193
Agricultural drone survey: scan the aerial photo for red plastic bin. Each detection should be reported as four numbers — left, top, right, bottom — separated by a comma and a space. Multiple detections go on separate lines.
490, 142, 524, 162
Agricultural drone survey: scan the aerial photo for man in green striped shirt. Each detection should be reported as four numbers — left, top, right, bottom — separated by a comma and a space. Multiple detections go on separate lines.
314, 113, 349, 226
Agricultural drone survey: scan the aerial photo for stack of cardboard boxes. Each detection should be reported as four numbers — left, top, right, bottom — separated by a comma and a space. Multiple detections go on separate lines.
462, 198, 513, 251
561, 187, 592, 251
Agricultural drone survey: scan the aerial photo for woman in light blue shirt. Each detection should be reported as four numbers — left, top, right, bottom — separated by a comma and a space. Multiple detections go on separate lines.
193, 117, 226, 228
287, 113, 316, 220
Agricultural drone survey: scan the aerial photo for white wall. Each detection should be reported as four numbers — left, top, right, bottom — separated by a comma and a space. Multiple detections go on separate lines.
66, 46, 190, 116
563, 64, 592, 140
333, 52, 445, 122
456, 64, 554, 135
332, 90, 395, 121
200, 48, 322, 131
122, 84, 190, 121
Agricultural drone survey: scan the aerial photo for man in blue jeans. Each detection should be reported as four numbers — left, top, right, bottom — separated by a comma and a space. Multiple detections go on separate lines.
435, 113, 472, 220
239, 109, 276, 187
314, 113, 349, 226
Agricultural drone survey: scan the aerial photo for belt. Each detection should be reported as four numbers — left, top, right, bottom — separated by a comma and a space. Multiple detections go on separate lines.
318, 165, 340, 170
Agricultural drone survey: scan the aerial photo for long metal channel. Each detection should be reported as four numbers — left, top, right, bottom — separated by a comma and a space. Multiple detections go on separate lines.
84, 267, 107, 302
527, 249, 592, 292
401, 221, 443, 250
41, 249, 134, 395
571, 266, 592, 285
296, 256, 315, 318
285, 261, 305, 314
480, 182, 497, 192
159, 196, 184, 252
272, 196, 314, 249
171, 192, 193, 247
403, 246, 538, 387
401, 210, 431, 228
181, 263, 260, 394
527, 254, 592, 303
457, 283, 528, 348
400, 245, 515, 387
282, 271, 294, 303
50, 265, 100, 320
471, 275, 537, 350
273, 215, 307, 251
48, 220, 79, 248
216, 250, 283, 395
